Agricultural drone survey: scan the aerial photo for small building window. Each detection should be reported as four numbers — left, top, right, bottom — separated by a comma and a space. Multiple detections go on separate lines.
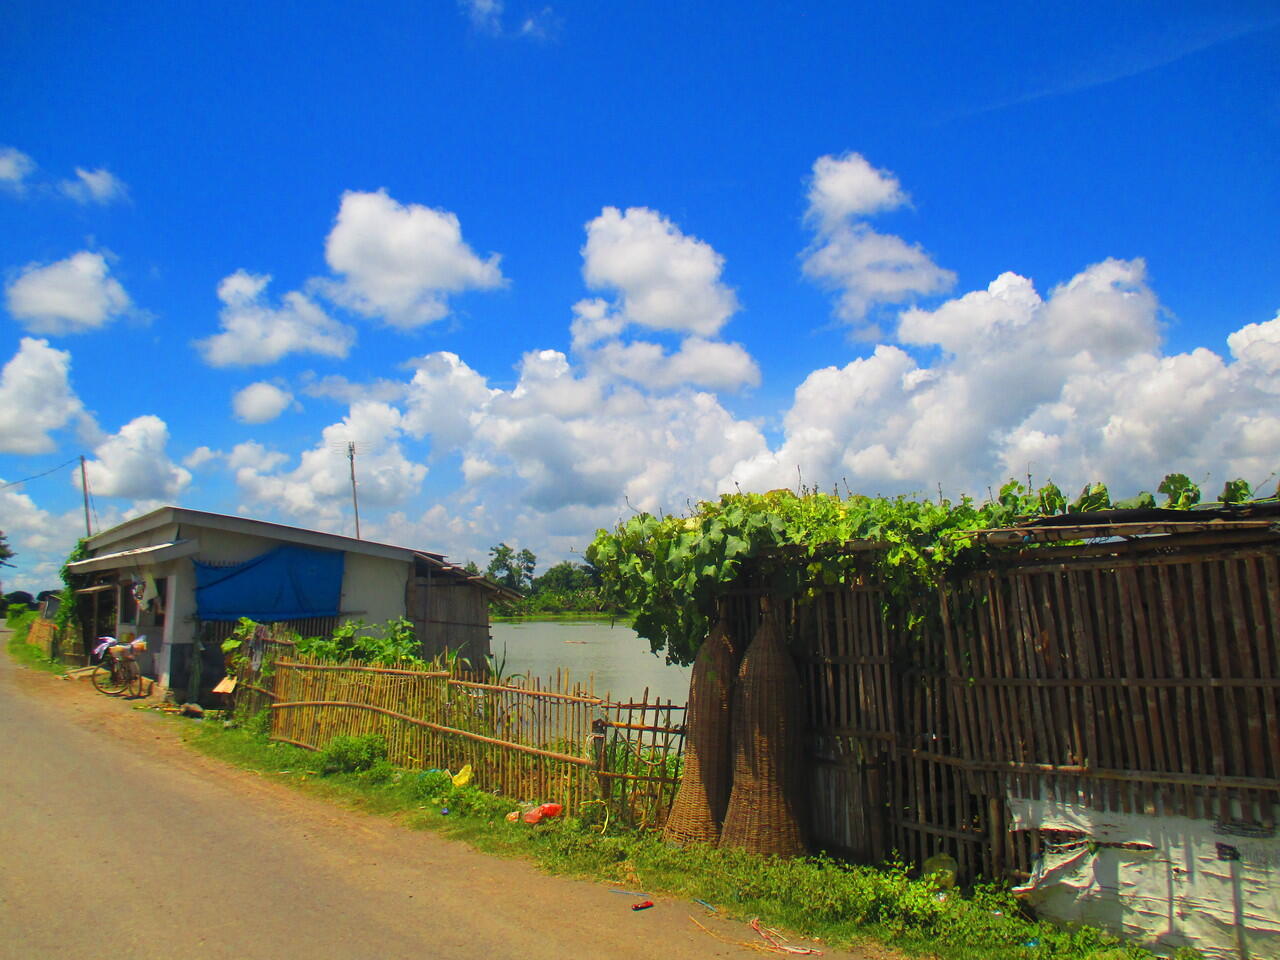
118, 582, 138, 625
150, 578, 167, 626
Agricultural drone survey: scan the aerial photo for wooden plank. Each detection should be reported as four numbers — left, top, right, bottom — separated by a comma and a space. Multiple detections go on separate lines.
1224, 558, 1267, 779
1012, 574, 1052, 765
1126, 567, 1167, 791
1159, 563, 1199, 802
1114, 568, 1152, 789
1207, 559, 1244, 815
972, 520, 1276, 544
275, 660, 449, 678
1253, 556, 1280, 781
1003, 541, 1280, 575
973, 575, 1005, 768
898, 749, 1280, 790
271, 699, 595, 765
939, 585, 974, 764
1049, 571, 1084, 766
991, 574, 1025, 762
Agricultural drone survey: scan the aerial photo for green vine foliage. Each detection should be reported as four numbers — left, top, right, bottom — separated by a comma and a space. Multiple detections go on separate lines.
225, 616, 429, 669
53, 538, 89, 639
586, 475, 1260, 666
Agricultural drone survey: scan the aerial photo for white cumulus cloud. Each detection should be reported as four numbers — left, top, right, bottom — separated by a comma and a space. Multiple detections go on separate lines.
183, 446, 221, 470
807, 152, 909, 229
321, 189, 505, 329
1227, 310, 1280, 382
0, 147, 35, 192
581, 206, 738, 339
196, 270, 355, 367
80, 415, 192, 500
569, 208, 758, 392
59, 167, 128, 204
232, 381, 295, 424
402, 348, 766, 516
0, 338, 88, 454
233, 403, 427, 527
461, 0, 503, 32
586, 337, 760, 392
5, 251, 132, 335
728, 258, 1280, 500
802, 152, 955, 335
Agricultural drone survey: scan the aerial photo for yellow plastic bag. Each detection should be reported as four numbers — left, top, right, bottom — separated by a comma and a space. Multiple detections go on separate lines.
451, 764, 473, 787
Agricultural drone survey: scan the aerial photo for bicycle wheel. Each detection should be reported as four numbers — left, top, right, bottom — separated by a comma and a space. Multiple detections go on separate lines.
125, 660, 144, 697
91, 660, 131, 696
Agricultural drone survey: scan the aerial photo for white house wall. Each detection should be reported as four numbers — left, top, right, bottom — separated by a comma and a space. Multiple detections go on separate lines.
84, 520, 422, 687
339, 552, 409, 628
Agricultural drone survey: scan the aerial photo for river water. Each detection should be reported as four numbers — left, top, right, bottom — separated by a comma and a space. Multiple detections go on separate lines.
489, 619, 692, 705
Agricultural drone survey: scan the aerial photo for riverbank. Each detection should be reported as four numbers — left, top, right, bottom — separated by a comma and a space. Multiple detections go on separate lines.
491, 610, 633, 624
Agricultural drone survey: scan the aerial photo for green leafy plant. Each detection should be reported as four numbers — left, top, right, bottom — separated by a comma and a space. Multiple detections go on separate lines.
587, 475, 1232, 664
1157, 473, 1201, 509
279, 617, 430, 668
1218, 478, 1251, 505
318, 733, 389, 774
483, 644, 526, 685
53, 538, 89, 642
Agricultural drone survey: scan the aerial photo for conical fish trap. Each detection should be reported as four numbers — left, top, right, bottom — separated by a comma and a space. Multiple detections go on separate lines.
719, 611, 806, 857
663, 619, 736, 844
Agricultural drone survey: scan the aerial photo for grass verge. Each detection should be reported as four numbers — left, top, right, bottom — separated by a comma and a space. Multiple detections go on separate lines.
184, 718, 1174, 960
4, 610, 64, 675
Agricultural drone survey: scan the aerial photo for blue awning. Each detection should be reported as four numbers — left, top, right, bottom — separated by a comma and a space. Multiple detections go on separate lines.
193, 545, 344, 622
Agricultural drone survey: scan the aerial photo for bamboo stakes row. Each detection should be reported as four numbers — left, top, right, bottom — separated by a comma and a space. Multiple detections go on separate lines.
722, 538, 1280, 882
243, 650, 685, 825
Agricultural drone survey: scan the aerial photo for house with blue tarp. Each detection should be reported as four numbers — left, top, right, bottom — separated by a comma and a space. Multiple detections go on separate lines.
65, 506, 515, 696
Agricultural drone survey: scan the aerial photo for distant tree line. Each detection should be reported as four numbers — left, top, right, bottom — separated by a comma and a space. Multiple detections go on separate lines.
465, 543, 622, 616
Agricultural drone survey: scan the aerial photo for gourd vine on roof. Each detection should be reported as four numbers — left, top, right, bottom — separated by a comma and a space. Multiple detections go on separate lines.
586, 473, 1268, 666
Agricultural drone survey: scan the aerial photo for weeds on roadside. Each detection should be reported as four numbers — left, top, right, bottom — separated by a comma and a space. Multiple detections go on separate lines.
185, 716, 1178, 960
4, 610, 62, 675
318, 733, 388, 774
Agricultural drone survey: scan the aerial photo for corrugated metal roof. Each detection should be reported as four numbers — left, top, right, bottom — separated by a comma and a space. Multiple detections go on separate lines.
67, 539, 200, 573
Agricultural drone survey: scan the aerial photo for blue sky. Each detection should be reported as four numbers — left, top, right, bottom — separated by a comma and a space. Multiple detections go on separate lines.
2, 0, 1278, 591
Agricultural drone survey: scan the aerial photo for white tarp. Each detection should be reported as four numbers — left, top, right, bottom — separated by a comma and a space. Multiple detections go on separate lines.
1010, 795, 1280, 959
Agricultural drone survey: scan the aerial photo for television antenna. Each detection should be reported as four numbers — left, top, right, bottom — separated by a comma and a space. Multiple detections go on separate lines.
327, 439, 365, 539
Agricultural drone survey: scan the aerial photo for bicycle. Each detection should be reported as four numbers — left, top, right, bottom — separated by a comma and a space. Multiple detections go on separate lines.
91, 636, 147, 697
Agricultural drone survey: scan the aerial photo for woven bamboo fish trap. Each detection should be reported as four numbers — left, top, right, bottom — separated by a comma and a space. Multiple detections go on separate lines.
719, 608, 806, 857
663, 617, 737, 844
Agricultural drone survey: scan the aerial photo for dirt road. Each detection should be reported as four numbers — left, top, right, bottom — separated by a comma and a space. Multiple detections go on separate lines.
0, 647, 862, 960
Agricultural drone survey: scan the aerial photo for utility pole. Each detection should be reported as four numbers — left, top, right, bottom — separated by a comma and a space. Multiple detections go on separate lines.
347, 441, 361, 540
79, 455, 91, 537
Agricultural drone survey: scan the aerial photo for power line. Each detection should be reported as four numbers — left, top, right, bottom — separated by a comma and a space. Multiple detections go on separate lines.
0, 456, 80, 491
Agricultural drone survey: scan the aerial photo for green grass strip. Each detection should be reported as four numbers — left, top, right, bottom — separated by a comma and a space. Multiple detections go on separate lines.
4, 611, 64, 675
182, 719, 1189, 960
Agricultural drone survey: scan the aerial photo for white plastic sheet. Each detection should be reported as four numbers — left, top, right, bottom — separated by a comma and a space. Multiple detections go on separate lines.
1010, 796, 1280, 960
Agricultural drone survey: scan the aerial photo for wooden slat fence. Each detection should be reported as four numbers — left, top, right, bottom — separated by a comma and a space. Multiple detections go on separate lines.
734, 534, 1280, 881
239, 650, 685, 827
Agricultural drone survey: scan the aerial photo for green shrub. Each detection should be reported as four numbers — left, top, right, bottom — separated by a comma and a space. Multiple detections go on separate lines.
410, 769, 454, 799
242, 710, 272, 741
363, 759, 397, 784
404, 769, 516, 820
318, 733, 388, 774
6, 603, 31, 626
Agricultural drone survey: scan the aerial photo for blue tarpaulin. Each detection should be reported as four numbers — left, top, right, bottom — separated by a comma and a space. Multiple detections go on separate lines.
193, 545, 345, 622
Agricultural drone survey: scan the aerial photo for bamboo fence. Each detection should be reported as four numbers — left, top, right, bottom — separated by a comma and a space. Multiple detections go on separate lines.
237, 648, 685, 827
733, 529, 1280, 880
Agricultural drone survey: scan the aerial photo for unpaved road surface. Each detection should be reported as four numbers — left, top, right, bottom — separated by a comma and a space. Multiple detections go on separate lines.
0, 645, 868, 960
